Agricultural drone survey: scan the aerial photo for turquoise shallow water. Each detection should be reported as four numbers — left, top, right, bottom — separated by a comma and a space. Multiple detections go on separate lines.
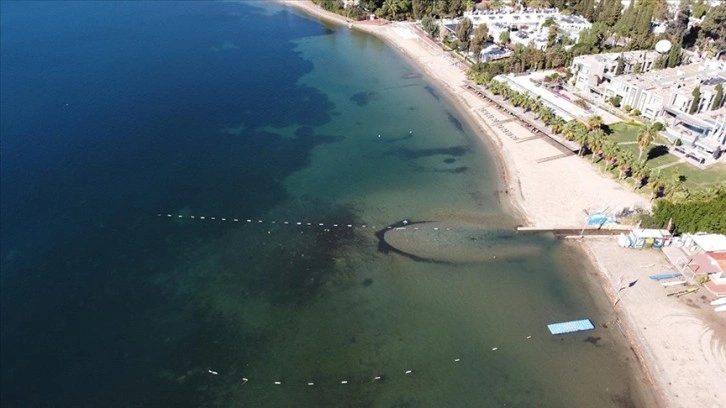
1, 2, 655, 407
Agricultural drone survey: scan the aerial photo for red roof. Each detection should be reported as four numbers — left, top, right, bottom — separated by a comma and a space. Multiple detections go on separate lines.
687, 253, 722, 276
704, 280, 726, 296
707, 252, 726, 273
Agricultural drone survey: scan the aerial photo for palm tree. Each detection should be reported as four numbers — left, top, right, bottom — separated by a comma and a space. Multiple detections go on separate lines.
631, 159, 649, 191
588, 128, 607, 162
617, 150, 634, 179
562, 120, 582, 141
381, 0, 401, 20
602, 140, 618, 170
574, 126, 590, 157
664, 173, 683, 199
649, 169, 666, 201
637, 123, 657, 160
549, 115, 565, 134
586, 115, 604, 131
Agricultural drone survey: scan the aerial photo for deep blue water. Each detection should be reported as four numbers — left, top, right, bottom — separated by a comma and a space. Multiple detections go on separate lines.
1, 2, 342, 406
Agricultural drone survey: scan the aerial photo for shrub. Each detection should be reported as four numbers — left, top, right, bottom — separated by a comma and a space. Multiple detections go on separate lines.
675, 138, 682, 146
624, 105, 632, 113
631, 109, 641, 116
652, 122, 665, 131
610, 95, 622, 107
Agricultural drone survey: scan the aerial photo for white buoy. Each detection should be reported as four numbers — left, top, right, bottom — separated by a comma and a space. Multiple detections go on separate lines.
200, 216, 206, 220
274, 381, 281, 385
307, 382, 314, 386
221, 218, 226, 221
405, 370, 412, 374
319, 223, 324, 226
241, 378, 248, 384
178, 215, 183, 218
492, 347, 498, 351
247, 219, 251, 222
454, 358, 461, 362
191, 216, 195, 219
526, 335, 532, 339
167, 214, 172, 217
258, 220, 262, 223
373, 376, 381, 381
333, 224, 338, 227
378, 134, 381, 138
208, 370, 218, 375
347, 224, 352, 228
211, 217, 216, 220
234, 219, 238, 222
341, 380, 348, 384
433, 227, 439, 230
284, 221, 289, 224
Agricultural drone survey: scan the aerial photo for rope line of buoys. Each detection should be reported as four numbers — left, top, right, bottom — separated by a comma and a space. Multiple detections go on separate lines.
157, 213, 380, 230
158, 214, 461, 233
203, 336, 537, 388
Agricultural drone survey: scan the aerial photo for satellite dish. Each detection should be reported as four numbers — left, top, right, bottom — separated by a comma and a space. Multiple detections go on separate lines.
655, 39, 672, 54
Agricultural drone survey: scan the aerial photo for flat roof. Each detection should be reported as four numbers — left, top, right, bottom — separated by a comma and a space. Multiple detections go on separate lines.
691, 234, 726, 252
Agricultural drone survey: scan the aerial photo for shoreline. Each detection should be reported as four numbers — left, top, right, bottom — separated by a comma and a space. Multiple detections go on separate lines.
279, 2, 725, 407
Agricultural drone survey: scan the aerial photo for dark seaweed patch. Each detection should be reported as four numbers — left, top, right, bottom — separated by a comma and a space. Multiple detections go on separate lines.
446, 110, 464, 133
350, 91, 376, 106
388, 145, 470, 159
424, 85, 440, 100
444, 158, 456, 164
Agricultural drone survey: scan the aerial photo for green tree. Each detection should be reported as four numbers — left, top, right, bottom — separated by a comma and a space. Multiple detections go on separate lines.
631, 159, 649, 190
618, 149, 634, 179
588, 128, 607, 163
689, 85, 701, 114
499, 30, 510, 45
692, 0, 711, 18
615, 54, 625, 75
380, 0, 402, 20
637, 123, 657, 160
649, 169, 666, 201
712, 83, 724, 110
471, 23, 489, 60
455, 17, 474, 51
602, 139, 619, 170
666, 41, 683, 68
547, 25, 559, 48
586, 115, 604, 131
649, 184, 726, 234
700, 4, 726, 50
667, 0, 691, 39
411, 0, 429, 20
421, 15, 439, 38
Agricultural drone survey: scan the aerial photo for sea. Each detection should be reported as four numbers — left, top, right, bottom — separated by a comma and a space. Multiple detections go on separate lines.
0, 2, 657, 407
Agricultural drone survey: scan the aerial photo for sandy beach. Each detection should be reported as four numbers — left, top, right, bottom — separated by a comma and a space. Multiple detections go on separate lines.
282, 2, 725, 407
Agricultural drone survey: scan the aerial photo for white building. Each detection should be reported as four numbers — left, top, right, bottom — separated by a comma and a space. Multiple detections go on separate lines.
454, 7, 591, 49
572, 51, 661, 93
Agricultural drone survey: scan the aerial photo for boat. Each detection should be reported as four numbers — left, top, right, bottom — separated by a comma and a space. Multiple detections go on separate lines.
662, 280, 687, 287
649, 273, 682, 281
667, 287, 698, 297
715, 305, 726, 312
710, 297, 726, 306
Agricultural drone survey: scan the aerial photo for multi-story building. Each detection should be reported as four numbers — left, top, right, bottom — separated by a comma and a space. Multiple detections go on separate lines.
449, 7, 591, 50
572, 51, 661, 93
604, 60, 725, 120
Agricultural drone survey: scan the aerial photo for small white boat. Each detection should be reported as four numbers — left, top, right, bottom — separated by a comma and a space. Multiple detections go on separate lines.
710, 297, 726, 306
662, 280, 687, 287
715, 305, 726, 312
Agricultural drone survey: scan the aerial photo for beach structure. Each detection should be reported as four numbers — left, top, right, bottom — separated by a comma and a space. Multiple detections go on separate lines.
547, 319, 595, 335
675, 234, 726, 296
618, 228, 673, 249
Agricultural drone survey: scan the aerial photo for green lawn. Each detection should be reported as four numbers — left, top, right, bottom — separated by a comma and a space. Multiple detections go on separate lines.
597, 121, 725, 193
659, 162, 726, 191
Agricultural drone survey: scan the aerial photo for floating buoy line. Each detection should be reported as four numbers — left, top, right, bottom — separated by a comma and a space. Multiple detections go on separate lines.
157, 213, 461, 234
202, 344, 532, 388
